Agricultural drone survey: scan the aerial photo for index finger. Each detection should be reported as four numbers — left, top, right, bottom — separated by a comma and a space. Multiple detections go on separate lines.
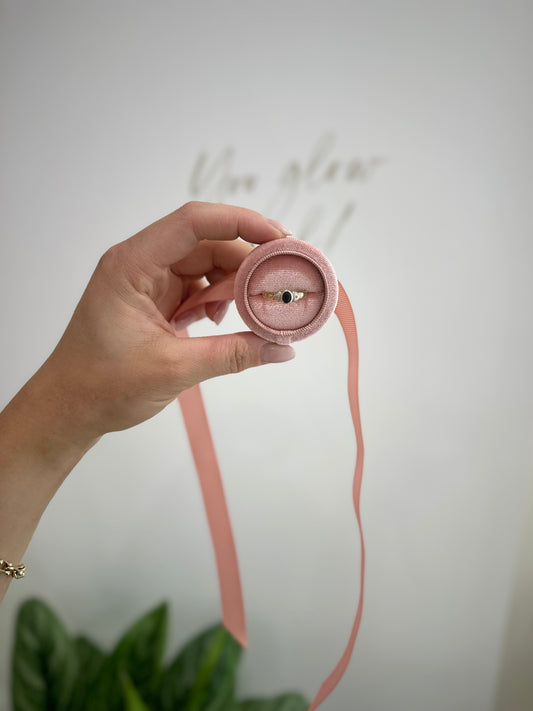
129, 201, 292, 267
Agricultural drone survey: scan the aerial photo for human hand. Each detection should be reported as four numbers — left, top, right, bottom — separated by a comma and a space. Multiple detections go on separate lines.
35, 202, 295, 445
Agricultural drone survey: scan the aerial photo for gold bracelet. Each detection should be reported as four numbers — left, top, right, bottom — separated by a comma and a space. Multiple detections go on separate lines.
0, 559, 26, 579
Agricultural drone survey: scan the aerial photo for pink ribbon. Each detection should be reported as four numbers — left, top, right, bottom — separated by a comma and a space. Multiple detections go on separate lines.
175, 276, 365, 709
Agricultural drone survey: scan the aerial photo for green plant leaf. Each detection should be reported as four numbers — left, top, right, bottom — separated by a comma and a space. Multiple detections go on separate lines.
12, 598, 78, 711
120, 671, 152, 711
70, 636, 106, 711
160, 624, 242, 711
235, 693, 310, 711
86, 602, 168, 711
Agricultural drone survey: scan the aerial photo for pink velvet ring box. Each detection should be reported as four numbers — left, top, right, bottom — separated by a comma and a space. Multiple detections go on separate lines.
234, 239, 339, 345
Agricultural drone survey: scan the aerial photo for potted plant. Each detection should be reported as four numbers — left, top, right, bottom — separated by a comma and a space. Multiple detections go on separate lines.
11, 599, 309, 711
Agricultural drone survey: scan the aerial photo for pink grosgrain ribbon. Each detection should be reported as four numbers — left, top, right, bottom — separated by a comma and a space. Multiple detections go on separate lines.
174, 275, 365, 710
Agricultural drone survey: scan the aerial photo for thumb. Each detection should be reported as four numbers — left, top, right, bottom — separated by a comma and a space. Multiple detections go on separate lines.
173, 331, 295, 388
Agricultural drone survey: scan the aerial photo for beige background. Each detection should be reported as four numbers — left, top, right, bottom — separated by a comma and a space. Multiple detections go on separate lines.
1, 2, 532, 710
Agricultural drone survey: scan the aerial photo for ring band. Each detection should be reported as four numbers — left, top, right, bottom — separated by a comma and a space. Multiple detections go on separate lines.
262, 290, 305, 304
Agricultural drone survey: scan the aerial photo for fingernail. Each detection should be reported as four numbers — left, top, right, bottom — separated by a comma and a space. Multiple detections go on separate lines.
173, 311, 201, 331
212, 300, 230, 325
260, 343, 295, 364
266, 218, 293, 236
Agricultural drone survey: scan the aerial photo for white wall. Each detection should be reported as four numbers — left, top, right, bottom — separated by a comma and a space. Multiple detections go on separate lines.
1, 2, 532, 710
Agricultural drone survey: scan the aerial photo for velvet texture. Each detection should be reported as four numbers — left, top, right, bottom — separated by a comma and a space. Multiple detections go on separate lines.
235, 239, 338, 344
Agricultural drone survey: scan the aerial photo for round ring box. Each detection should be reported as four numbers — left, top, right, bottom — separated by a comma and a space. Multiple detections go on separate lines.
234, 239, 339, 345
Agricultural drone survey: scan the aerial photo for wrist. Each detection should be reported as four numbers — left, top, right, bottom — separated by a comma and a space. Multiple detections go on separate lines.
0, 364, 99, 481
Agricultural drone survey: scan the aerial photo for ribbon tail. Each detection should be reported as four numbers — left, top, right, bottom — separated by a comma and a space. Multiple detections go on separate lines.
177, 349, 247, 648
308, 281, 366, 710
175, 274, 245, 645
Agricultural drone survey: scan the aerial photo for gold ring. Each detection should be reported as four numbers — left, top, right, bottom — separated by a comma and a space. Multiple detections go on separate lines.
262, 290, 305, 304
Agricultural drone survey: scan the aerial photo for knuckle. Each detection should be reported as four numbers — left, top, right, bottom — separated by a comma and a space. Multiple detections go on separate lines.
97, 243, 128, 280
175, 201, 199, 218
226, 339, 250, 374
158, 346, 182, 382
97, 242, 154, 297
